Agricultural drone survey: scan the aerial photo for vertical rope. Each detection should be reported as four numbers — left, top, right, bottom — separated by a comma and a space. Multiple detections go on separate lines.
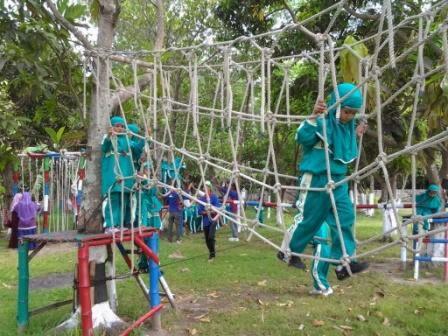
223, 47, 233, 128
260, 48, 266, 133
385, 0, 396, 68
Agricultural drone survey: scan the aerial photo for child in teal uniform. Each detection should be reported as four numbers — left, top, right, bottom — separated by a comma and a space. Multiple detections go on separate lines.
415, 184, 442, 235
286, 83, 369, 280
102, 116, 137, 230
140, 163, 163, 229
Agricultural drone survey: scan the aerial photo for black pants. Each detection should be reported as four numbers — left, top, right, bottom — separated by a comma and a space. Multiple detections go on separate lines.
203, 222, 217, 257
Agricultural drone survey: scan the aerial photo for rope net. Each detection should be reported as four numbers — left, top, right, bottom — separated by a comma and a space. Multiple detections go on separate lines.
90, 0, 448, 268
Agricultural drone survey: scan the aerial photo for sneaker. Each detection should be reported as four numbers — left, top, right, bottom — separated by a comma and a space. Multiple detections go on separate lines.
309, 287, 333, 296
322, 287, 334, 297
228, 237, 236, 242
335, 261, 369, 281
289, 256, 306, 270
309, 288, 323, 295
208, 255, 215, 262
276, 251, 287, 263
233, 237, 239, 242
176, 240, 182, 244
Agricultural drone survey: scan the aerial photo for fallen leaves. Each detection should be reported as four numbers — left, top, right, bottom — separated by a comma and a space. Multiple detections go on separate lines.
312, 319, 325, 327
257, 279, 267, 286
206, 292, 219, 298
187, 328, 198, 335
193, 314, 211, 323
275, 300, 294, 308
357, 314, 366, 322
168, 251, 185, 259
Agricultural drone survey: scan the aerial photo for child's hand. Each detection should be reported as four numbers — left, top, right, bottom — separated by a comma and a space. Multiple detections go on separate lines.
108, 127, 115, 137
311, 99, 327, 118
356, 122, 368, 136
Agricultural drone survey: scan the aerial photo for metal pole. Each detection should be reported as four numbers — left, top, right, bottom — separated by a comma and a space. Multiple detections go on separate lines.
147, 233, 161, 331
17, 240, 30, 331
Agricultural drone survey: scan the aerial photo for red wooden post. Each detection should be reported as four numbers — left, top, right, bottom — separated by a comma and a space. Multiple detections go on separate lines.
78, 243, 93, 336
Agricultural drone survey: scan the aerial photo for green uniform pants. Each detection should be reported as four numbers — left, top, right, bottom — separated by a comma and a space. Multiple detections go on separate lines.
289, 173, 356, 261
311, 223, 331, 291
104, 192, 131, 228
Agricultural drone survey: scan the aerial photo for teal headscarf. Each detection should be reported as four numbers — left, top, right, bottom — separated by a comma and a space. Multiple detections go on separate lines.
110, 116, 125, 126
128, 123, 140, 135
320, 83, 363, 164
416, 184, 442, 211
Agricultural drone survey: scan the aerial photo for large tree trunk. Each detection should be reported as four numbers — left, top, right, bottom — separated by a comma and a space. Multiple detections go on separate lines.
82, 0, 119, 234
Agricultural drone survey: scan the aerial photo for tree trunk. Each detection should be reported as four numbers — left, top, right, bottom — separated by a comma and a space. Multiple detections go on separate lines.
82, 0, 119, 234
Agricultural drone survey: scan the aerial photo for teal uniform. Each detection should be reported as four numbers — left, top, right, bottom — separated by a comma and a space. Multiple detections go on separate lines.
161, 156, 185, 184
415, 184, 442, 234
102, 116, 137, 228
128, 123, 145, 172
311, 222, 331, 291
141, 185, 162, 229
184, 204, 199, 233
289, 83, 363, 262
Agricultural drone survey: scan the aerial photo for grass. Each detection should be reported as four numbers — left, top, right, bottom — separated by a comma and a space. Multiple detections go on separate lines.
1, 210, 448, 335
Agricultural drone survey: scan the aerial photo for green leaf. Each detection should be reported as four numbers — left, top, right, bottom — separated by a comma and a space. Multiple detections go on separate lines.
340, 36, 369, 84
56, 126, 66, 143
44, 127, 58, 143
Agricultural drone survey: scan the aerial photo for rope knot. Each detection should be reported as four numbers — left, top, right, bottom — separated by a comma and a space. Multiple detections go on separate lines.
376, 152, 388, 164
326, 180, 335, 192
232, 169, 240, 178
273, 183, 282, 193
341, 256, 351, 268
315, 33, 327, 43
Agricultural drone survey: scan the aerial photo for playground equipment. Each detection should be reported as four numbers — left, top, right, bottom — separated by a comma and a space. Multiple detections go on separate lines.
412, 217, 448, 282
17, 228, 168, 336
14, 151, 86, 233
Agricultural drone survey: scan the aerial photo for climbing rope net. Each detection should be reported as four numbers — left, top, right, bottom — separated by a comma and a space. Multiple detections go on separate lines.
87, 0, 448, 269
16, 151, 86, 233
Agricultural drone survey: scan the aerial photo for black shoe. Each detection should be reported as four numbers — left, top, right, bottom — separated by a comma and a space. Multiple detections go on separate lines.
289, 256, 306, 270
335, 261, 369, 280
277, 251, 286, 262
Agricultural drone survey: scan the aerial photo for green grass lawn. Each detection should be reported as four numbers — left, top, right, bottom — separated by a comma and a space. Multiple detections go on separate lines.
1, 210, 448, 336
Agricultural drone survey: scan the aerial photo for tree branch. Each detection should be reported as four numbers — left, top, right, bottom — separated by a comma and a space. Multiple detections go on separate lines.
111, 73, 152, 108
44, 0, 94, 50
153, 0, 165, 50
343, 4, 380, 21
45, 0, 154, 68
282, 0, 297, 23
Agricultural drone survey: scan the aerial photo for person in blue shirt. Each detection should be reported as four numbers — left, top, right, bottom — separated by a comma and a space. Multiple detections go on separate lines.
283, 83, 369, 280
165, 189, 184, 243
197, 181, 221, 261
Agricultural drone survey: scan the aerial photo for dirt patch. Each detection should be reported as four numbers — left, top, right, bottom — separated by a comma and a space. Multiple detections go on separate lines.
369, 259, 445, 285
30, 272, 74, 290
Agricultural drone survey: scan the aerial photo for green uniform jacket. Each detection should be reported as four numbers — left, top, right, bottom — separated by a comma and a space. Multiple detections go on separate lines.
101, 135, 137, 196
296, 120, 348, 176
